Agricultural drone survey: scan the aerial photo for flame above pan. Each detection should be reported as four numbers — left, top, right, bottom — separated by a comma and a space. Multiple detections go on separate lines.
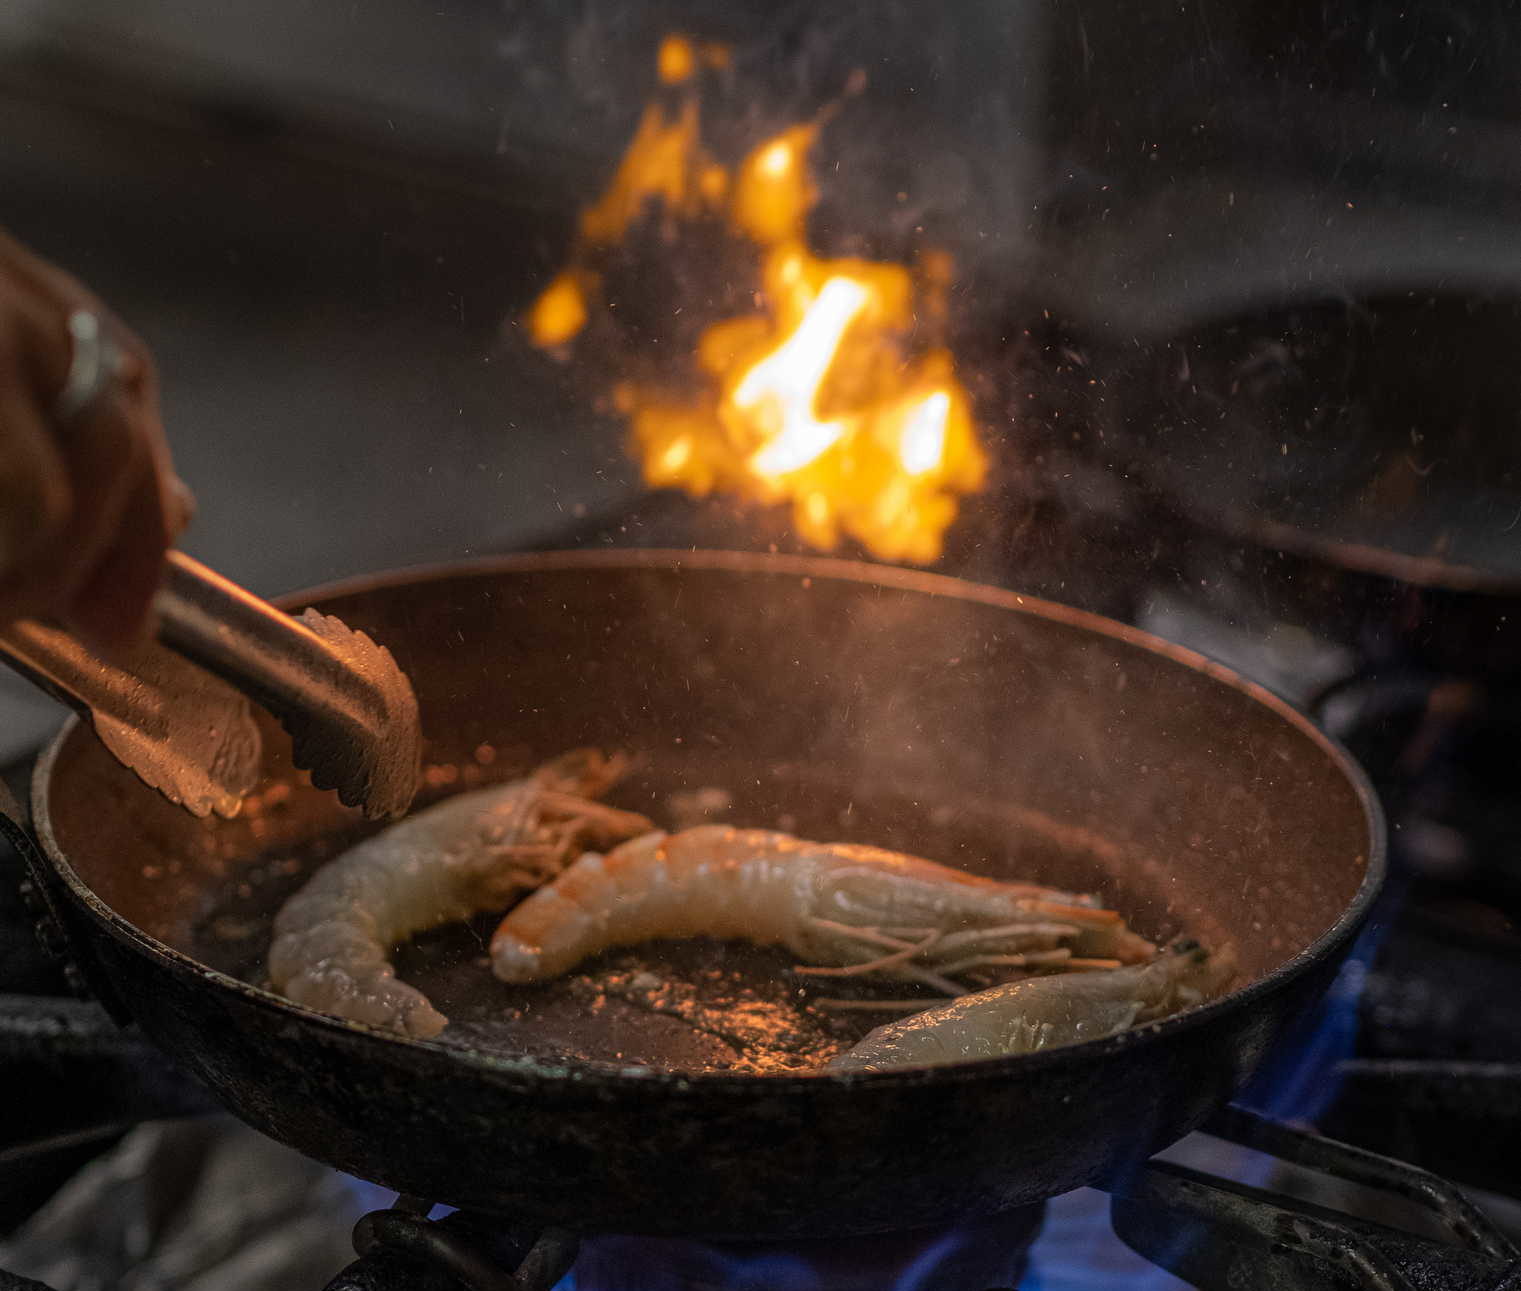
527, 35, 987, 564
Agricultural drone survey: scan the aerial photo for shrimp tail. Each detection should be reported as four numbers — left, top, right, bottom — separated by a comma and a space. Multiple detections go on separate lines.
270, 751, 650, 1038
531, 747, 636, 799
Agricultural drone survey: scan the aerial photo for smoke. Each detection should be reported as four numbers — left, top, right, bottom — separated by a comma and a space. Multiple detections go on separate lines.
493, 0, 1042, 309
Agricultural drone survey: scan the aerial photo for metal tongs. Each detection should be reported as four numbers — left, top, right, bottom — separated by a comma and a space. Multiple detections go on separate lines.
0, 551, 421, 821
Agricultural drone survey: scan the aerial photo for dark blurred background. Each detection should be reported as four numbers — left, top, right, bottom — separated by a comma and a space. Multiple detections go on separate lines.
4, 5, 1521, 1287
0, 0, 1043, 756
2, 0, 1519, 742
0, 1, 644, 756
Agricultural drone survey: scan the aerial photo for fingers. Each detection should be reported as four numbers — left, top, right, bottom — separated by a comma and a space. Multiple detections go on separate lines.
53, 358, 179, 653
0, 378, 72, 609
168, 475, 197, 536
21, 392, 158, 639
0, 230, 186, 653
63, 458, 175, 655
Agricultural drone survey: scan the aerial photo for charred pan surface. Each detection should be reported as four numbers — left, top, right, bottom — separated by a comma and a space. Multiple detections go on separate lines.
28, 552, 1384, 1237
51, 902, 1348, 1236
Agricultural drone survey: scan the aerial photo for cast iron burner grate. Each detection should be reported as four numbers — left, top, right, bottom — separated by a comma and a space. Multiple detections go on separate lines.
1112, 1107, 1520, 1291
328, 1203, 579, 1291
311, 1106, 1521, 1291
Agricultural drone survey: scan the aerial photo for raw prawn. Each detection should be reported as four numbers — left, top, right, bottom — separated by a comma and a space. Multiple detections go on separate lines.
490, 825, 1155, 989
829, 939, 1236, 1072
269, 750, 652, 1038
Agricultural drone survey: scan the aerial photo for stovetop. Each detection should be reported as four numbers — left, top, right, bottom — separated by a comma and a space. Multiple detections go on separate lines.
3, 538, 1521, 1290
0, 3, 1517, 1282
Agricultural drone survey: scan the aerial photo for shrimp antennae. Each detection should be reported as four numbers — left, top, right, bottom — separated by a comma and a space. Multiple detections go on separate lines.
814, 998, 941, 1014
791, 930, 943, 978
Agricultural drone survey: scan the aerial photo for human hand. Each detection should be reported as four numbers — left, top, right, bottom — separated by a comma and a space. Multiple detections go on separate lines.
0, 226, 191, 653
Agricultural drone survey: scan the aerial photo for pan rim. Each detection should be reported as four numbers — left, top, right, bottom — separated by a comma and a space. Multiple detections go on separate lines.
32, 548, 1387, 1093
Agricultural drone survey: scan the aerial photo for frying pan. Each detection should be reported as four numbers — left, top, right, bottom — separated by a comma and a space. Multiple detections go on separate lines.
1100, 294, 1521, 679
8, 551, 1382, 1239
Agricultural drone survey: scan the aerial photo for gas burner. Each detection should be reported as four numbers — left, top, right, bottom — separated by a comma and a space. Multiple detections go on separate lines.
329, 1204, 578, 1291
307, 1108, 1521, 1291
329, 1206, 1042, 1291
1114, 1109, 1521, 1291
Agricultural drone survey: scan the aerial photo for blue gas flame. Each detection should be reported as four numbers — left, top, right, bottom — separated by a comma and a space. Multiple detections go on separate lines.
1023, 908, 1386, 1289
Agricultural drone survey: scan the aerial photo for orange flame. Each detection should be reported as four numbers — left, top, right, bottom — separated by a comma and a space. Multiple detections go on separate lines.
527, 37, 986, 564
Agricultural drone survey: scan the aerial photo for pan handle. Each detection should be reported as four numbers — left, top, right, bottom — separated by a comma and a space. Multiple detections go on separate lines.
0, 780, 132, 1024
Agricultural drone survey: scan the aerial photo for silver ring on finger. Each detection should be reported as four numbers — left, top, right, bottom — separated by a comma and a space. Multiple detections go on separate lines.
53, 309, 130, 425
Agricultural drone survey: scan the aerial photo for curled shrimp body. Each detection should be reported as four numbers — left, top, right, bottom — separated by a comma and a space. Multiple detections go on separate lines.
269, 751, 651, 1039
829, 940, 1237, 1072
490, 825, 1154, 987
